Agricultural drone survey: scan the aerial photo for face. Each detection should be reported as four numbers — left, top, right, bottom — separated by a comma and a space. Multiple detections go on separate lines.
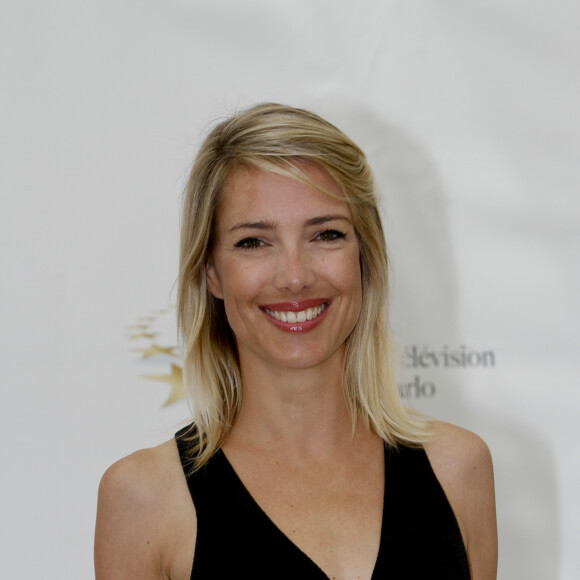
206, 163, 362, 375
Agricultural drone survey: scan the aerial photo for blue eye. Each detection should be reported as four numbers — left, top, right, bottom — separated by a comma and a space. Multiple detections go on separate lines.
317, 229, 346, 242
234, 237, 264, 249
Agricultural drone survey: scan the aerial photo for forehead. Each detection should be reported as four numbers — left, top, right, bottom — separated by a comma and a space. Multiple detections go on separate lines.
216, 163, 350, 228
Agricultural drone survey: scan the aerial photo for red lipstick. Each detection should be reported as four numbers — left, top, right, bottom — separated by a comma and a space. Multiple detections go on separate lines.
260, 299, 330, 333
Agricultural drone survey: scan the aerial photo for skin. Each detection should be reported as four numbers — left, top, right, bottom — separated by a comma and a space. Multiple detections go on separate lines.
95, 164, 497, 579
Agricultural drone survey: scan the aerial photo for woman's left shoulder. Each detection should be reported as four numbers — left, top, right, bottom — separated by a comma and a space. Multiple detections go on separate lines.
424, 421, 498, 579
424, 420, 493, 480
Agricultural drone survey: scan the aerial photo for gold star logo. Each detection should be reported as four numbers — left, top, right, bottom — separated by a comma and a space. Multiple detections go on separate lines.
127, 306, 184, 407
142, 364, 184, 406
129, 331, 158, 340
138, 316, 156, 323
135, 344, 177, 359
127, 323, 150, 331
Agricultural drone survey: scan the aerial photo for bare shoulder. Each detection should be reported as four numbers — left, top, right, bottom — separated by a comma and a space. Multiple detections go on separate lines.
424, 421, 497, 580
424, 421, 493, 480
97, 440, 183, 521
95, 439, 195, 579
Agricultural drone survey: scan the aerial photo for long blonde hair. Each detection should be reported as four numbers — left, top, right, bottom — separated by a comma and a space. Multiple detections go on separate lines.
178, 103, 429, 468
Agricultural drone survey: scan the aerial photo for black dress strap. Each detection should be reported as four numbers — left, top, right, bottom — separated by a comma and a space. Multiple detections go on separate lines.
175, 426, 470, 579
175, 426, 328, 578
373, 444, 471, 578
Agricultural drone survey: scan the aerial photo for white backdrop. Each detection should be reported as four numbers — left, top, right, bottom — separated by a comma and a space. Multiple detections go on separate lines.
1, 1, 579, 578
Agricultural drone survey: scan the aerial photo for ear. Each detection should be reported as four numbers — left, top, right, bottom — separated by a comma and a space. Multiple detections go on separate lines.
205, 258, 224, 299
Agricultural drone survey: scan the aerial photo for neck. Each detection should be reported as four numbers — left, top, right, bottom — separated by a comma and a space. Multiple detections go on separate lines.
228, 355, 357, 457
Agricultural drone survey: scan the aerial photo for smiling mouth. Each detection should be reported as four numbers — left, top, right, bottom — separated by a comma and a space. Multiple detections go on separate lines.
263, 303, 328, 324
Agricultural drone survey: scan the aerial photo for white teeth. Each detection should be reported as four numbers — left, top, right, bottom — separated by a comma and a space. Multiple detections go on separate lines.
265, 304, 326, 323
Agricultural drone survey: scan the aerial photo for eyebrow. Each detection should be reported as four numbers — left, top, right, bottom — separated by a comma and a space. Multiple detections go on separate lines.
228, 214, 352, 233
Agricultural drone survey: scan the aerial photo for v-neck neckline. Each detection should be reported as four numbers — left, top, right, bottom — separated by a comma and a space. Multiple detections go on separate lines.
216, 445, 388, 580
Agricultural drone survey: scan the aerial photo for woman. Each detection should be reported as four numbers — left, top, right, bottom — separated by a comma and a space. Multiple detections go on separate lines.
95, 103, 497, 579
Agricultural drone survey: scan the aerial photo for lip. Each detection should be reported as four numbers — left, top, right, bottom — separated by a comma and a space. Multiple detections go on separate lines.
259, 299, 330, 333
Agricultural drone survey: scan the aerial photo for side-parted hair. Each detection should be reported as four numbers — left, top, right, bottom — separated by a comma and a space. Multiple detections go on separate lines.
178, 103, 429, 468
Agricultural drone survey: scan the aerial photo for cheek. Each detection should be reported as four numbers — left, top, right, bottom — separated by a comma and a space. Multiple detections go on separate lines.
219, 260, 266, 306
332, 250, 362, 289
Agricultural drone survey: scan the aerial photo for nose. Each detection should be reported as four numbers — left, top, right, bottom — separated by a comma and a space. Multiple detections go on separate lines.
273, 246, 316, 293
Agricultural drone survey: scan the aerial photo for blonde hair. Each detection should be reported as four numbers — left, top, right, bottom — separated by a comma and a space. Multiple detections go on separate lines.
178, 103, 429, 467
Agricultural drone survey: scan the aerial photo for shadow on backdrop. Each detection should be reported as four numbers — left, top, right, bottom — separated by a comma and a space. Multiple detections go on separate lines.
323, 103, 559, 580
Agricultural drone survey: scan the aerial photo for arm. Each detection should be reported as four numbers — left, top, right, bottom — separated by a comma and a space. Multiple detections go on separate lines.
425, 422, 498, 580
94, 451, 166, 579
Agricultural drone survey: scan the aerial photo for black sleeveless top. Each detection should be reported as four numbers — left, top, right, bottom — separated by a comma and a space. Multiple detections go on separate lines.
175, 427, 470, 579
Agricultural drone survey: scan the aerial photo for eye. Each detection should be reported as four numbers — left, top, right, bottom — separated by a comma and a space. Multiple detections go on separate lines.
234, 237, 265, 250
316, 229, 347, 242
